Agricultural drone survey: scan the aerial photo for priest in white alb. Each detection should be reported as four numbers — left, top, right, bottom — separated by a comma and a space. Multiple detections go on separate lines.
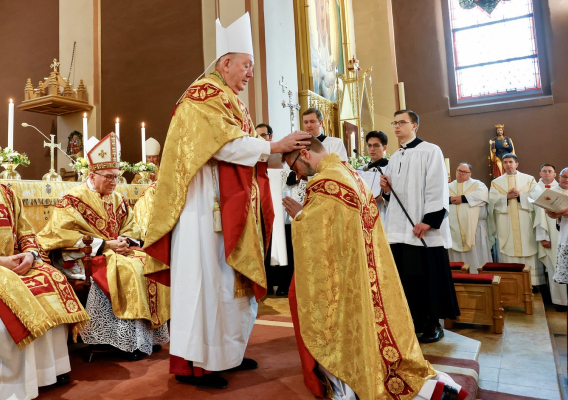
488, 154, 543, 287
534, 164, 567, 308
142, 13, 311, 389
448, 163, 492, 273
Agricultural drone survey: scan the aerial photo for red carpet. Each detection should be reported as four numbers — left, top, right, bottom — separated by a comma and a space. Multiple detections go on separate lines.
36, 316, 543, 400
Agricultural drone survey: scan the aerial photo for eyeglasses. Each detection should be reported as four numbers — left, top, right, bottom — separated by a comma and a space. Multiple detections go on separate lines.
391, 120, 413, 127
366, 144, 383, 149
260, 133, 273, 139
289, 151, 302, 172
93, 172, 119, 182
456, 169, 471, 174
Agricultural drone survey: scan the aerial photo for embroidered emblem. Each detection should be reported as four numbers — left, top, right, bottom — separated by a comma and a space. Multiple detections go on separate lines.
66, 300, 79, 313
46, 184, 52, 194
98, 149, 107, 158
387, 377, 405, 395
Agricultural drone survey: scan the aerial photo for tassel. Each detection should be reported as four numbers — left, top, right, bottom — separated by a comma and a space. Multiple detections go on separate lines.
213, 201, 222, 232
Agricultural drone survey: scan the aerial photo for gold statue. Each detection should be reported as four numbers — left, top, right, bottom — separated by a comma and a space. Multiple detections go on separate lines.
489, 124, 515, 178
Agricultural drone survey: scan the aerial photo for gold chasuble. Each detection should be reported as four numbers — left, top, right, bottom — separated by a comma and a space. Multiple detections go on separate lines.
0, 184, 89, 349
133, 183, 156, 241
37, 184, 169, 328
291, 154, 435, 400
143, 71, 272, 299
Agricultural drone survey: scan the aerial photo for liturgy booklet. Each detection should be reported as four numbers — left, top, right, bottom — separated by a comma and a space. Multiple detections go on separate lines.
531, 189, 568, 212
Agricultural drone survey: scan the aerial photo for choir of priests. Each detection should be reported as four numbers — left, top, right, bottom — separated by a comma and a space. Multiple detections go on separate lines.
448, 163, 492, 272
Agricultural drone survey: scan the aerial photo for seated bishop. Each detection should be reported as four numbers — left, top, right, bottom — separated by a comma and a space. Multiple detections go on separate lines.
0, 183, 89, 400
282, 137, 468, 400
37, 132, 170, 361
132, 137, 161, 184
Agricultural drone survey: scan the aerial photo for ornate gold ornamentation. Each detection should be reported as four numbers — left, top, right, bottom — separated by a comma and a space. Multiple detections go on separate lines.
383, 346, 400, 362
66, 299, 79, 313
387, 377, 405, 394
51, 271, 65, 283
98, 149, 107, 158
324, 181, 340, 194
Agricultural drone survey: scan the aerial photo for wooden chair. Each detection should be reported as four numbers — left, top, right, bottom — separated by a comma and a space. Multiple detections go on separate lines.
449, 261, 470, 273
445, 272, 504, 334
60, 235, 93, 305
478, 262, 533, 315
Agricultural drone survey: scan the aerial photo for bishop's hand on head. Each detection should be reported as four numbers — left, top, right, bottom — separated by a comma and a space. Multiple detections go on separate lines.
270, 131, 312, 154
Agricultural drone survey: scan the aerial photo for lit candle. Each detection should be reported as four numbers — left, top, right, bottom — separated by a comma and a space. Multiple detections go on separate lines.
115, 118, 120, 139
83, 112, 88, 155
141, 122, 146, 162
350, 132, 356, 157
8, 99, 14, 150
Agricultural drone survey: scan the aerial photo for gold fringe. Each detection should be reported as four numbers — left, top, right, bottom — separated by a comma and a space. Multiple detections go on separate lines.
21, 198, 61, 206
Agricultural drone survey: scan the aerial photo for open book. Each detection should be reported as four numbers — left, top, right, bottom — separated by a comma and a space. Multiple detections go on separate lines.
531, 188, 568, 212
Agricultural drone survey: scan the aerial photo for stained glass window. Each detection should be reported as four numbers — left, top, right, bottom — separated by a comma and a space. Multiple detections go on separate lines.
448, 0, 541, 100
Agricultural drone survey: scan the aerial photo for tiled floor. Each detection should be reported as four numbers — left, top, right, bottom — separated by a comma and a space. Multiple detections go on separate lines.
449, 294, 565, 400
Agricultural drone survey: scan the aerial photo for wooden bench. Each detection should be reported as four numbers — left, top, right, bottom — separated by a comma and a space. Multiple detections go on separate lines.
450, 261, 470, 273
478, 262, 533, 315
445, 273, 504, 334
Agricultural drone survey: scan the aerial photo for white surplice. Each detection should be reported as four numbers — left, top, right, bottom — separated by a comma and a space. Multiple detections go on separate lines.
534, 180, 567, 305
0, 323, 69, 400
319, 135, 348, 161
554, 211, 568, 284
448, 178, 492, 272
267, 168, 288, 266
169, 136, 271, 371
488, 172, 543, 285
384, 140, 452, 248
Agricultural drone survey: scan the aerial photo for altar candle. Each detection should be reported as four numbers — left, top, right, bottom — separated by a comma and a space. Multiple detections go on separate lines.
350, 132, 356, 157
83, 113, 88, 153
141, 123, 146, 162
115, 118, 120, 139
8, 99, 14, 150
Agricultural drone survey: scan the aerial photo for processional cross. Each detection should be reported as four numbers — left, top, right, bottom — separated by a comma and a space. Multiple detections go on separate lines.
282, 90, 301, 133
44, 134, 61, 172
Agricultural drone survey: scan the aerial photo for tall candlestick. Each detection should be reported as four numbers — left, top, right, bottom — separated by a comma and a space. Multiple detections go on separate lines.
8, 99, 14, 150
350, 132, 356, 157
82, 113, 88, 156
141, 123, 146, 162
115, 118, 120, 139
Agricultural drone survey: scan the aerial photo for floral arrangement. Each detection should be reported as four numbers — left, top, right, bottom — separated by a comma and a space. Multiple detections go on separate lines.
348, 155, 370, 170
119, 161, 132, 172
71, 157, 89, 172
0, 148, 31, 167
130, 161, 157, 174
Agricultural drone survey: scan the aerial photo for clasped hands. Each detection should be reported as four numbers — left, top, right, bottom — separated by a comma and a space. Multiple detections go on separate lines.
0, 252, 35, 276
450, 196, 463, 205
105, 236, 130, 255
506, 188, 520, 199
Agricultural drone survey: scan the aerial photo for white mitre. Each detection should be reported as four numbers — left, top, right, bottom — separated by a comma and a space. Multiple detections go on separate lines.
215, 12, 254, 58
87, 132, 121, 171
145, 137, 161, 156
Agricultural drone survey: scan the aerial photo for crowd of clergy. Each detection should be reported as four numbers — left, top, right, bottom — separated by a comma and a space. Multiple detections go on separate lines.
1, 11, 567, 400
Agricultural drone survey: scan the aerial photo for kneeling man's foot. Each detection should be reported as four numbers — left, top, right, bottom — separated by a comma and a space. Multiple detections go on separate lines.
121, 349, 146, 361
55, 373, 71, 386
175, 373, 228, 389
419, 326, 444, 343
224, 358, 258, 372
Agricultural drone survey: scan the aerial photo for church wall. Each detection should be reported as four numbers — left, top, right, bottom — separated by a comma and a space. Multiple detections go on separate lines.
100, 0, 204, 171
0, 0, 59, 180
392, 0, 567, 185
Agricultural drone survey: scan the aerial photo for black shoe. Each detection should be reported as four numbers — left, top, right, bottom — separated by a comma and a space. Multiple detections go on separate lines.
556, 305, 568, 312
419, 326, 444, 343
532, 286, 540, 294
120, 349, 146, 361
440, 383, 459, 400
152, 344, 163, 353
55, 373, 71, 386
224, 358, 258, 372
175, 373, 228, 389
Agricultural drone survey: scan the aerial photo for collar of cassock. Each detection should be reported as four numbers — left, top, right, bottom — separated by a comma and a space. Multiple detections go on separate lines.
316, 133, 326, 142
400, 136, 423, 149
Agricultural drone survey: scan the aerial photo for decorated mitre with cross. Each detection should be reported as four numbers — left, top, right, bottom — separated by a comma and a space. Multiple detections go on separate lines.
86, 132, 121, 171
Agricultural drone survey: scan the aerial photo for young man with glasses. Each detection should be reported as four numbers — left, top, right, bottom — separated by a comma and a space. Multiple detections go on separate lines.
255, 123, 273, 141
38, 133, 170, 362
448, 163, 492, 273
357, 131, 389, 219
379, 110, 459, 343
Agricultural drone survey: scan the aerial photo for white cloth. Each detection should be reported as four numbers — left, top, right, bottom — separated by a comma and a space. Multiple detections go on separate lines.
534, 182, 567, 304
383, 139, 452, 248
554, 211, 568, 284
170, 136, 270, 371
320, 135, 348, 162
448, 179, 492, 272
1, 322, 70, 400
267, 169, 288, 266
80, 280, 169, 354
488, 172, 543, 284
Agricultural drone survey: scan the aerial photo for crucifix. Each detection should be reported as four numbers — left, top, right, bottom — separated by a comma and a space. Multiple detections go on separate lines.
50, 58, 60, 73
282, 90, 301, 133
44, 134, 61, 172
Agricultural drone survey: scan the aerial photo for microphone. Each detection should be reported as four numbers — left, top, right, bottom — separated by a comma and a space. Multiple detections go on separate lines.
21, 123, 75, 162
353, 149, 370, 171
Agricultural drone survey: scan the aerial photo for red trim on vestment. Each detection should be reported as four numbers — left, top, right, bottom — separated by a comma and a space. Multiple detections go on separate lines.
0, 298, 30, 345
256, 162, 274, 255
169, 354, 211, 376
288, 275, 327, 398
431, 381, 446, 399
91, 255, 111, 301
144, 234, 172, 286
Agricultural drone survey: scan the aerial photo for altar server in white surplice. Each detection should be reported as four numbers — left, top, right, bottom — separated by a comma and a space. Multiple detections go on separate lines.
535, 165, 568, 308
488, 153, 543, 286
448, 163, 492, 273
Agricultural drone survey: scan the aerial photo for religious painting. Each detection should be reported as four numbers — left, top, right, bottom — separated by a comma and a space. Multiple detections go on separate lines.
67, 130, 83, 159
307, 0, 344, 102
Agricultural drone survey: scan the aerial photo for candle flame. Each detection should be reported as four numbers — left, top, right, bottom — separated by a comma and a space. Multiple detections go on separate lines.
142, 122, 145, 128
84, 112, 87, 118
116, 118, 119, 123
9, 99, 13, 103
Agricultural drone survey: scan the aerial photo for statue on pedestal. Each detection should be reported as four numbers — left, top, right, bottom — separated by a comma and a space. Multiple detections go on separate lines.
489, 124, 515, 179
